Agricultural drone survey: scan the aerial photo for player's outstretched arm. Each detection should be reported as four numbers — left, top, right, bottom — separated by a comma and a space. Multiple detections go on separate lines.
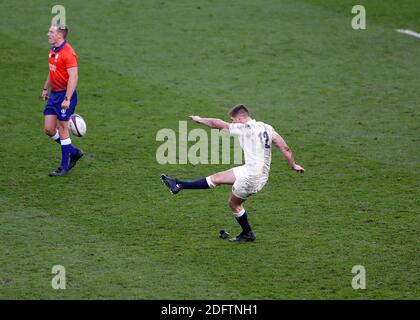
189, 115, 229, 130
272, 134, 305, 173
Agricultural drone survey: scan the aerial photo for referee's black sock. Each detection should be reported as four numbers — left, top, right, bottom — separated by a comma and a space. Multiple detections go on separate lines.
236, 211, 252, 234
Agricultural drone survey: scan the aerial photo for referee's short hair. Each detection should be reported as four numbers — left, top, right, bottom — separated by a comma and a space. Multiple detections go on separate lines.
229, 104, 251, 117
52, 24, 69, 39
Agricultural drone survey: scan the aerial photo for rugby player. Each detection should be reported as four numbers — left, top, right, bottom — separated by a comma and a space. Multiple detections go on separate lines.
161, 104, 304, 242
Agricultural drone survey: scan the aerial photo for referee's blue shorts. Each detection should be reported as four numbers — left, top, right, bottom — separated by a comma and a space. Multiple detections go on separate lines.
43, 90, 77, 121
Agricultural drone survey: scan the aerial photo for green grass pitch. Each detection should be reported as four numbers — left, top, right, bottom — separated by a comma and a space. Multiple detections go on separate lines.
0, 0, 418, 299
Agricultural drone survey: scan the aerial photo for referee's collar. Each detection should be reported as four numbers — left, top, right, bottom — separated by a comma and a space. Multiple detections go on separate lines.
51, 40, 67, 52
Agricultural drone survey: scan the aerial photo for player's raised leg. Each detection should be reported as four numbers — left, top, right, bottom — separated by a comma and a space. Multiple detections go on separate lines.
228, 193, 256, 242
160, 169, 236, 194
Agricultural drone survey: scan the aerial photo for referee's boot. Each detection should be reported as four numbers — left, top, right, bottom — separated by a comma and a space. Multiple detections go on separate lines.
69, 149, 84, 170
160, 174, 182, 194
48, 166, 69, 177
229, 231, 256, 242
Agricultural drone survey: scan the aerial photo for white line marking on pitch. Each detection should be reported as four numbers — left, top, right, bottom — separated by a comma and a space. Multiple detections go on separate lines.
396, 29, 420, 39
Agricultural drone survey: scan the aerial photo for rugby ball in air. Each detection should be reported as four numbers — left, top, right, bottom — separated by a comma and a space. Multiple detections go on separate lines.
68, 114, 87, 137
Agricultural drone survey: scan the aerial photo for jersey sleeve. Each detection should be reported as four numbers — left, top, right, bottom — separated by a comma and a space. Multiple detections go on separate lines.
271, 127, 280, 139
229, 123, 245, 136
263, 123, 278, 138
62, 49, 78, 69
265, 124, 280, 146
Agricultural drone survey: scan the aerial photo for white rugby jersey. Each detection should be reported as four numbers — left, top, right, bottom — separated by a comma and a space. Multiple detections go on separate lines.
229, 119, 278, 177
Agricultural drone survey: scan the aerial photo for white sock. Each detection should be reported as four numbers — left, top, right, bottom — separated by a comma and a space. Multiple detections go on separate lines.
233, 208, 245, 218
60, 137, 72, 145
50, 130, 60, 141
206, 176, 216, 188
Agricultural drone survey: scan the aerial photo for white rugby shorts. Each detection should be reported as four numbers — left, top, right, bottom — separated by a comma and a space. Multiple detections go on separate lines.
232, 165, 268, 199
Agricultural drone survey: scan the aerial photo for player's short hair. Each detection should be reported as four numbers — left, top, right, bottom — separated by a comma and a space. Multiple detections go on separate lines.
229, 104, 251, 117
52, 24, 69, 39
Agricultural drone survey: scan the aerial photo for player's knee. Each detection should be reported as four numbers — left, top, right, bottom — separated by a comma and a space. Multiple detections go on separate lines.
228, 199, 241, 213
44, 127, 56, 136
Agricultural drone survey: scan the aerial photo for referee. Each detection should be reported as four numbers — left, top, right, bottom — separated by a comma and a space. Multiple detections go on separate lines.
41, 24, 83, 176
